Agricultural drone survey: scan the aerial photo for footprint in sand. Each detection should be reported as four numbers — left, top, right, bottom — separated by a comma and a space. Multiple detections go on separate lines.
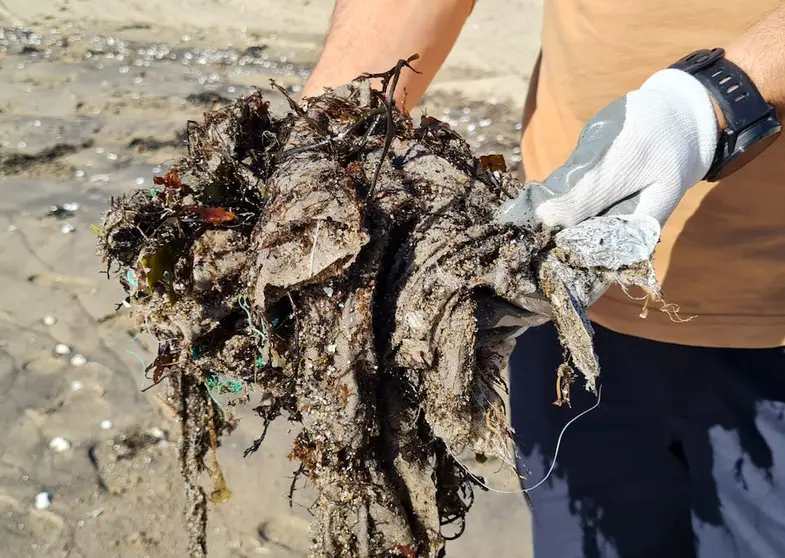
96, 311, 137, 332
89, 428, 178, 496
257, 514, 310, 555
27, 271, 98, 293
0, 493, 70, 554
23, 356, 68, 375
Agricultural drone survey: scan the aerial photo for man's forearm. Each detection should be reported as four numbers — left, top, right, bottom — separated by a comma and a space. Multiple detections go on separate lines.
725, 3, 785, 121
301, 0, 474, 112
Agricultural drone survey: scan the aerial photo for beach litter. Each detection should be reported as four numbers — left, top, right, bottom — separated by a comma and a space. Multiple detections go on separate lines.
34, 491, 52, 510
69, 354, 88, 367
95, 58, 662, 558
48, 437, 71, 453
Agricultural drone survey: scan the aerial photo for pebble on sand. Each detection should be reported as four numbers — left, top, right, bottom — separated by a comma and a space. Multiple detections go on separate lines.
42, 315, 57, 326
54, 343, 71, 355
70, 354, 87, 367
34, 492, 52, 510
148, 426, 166, 439
48, 437, 71, 452
70, 380, 85, 391
99, 420, 113, 430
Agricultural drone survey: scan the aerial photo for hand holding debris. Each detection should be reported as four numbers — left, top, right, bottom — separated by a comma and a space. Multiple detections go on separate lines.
495, 68, 718, 229
96, 59, 664, 558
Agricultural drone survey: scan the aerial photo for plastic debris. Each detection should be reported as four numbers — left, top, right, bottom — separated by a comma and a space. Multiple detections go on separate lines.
48, 437, 71, 452
69, 354, 87, 367
148, 426, 166, 440
93, 62, 663, 558
125, 268, 138, 288
48, 205, 75, 219
34, 492, 52, 510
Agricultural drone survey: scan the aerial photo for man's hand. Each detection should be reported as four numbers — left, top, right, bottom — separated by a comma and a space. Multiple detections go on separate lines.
490, 68, 720, 334
498, 0, 785, 232
496, 68, 719, 230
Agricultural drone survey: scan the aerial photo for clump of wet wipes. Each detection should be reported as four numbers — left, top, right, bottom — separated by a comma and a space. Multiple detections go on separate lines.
95, 60, 660, 558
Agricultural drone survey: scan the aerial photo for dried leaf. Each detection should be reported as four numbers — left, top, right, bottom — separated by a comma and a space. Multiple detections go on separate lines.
153, 169, 182, 188
153, 169, 193, 196
188, 206, 237, 224
144, 341, 176, 385
395, 545, 416, 558
479, 154, 507, 173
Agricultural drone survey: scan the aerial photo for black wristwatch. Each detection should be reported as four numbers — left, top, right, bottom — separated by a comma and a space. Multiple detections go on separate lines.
669, 48, 781, 181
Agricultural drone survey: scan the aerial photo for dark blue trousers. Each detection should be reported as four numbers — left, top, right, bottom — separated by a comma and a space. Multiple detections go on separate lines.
509, 322, 785, 558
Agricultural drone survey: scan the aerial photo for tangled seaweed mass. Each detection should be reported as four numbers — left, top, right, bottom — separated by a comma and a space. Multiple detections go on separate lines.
95, 60, 661, 557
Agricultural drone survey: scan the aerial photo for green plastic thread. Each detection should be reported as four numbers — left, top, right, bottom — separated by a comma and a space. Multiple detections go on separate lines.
126, 268, 138, 288
205, 374, 244, 394
237, 294, 267, 340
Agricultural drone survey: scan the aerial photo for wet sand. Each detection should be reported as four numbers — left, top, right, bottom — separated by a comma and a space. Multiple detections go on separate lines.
0, 2, 542, 556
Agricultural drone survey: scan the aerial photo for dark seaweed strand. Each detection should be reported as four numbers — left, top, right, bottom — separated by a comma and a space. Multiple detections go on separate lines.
362, 54, 421, 198
177, 368, 209, 558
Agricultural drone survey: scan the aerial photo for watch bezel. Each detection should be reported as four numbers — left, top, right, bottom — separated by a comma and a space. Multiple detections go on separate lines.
706, 116, 782, 181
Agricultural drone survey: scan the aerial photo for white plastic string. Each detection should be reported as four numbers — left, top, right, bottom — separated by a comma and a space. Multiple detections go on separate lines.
452, 385, 603, 495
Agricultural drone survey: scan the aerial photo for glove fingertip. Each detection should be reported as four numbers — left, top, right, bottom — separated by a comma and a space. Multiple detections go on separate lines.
535, 199, 582, 228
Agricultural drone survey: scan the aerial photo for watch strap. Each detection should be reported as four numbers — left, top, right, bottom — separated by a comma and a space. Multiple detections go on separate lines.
669, 48, 779, 180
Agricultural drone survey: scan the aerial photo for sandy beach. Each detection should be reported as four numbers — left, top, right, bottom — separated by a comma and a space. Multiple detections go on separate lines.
0, 1, 543, 556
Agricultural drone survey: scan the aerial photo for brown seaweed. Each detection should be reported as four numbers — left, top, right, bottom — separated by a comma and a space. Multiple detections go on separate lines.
95, 60, 659, 558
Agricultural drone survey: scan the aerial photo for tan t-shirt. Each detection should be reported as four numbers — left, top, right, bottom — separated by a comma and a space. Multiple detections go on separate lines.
521, 0, 785, 348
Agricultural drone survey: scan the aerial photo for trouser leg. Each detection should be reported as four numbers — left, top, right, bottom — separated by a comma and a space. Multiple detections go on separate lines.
670, 346, 785, 558
508, 323, 696, 558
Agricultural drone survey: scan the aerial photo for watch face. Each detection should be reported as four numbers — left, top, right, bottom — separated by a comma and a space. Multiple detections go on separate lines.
713, 122, 781, 180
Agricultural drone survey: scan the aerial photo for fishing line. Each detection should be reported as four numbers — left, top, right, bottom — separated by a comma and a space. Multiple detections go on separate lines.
452, 385, 603, 495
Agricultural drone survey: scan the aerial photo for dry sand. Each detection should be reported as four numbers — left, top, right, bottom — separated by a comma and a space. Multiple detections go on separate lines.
0, 1, 543, 556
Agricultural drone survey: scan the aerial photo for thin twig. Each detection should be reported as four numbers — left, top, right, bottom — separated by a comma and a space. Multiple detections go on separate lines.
309, 220, 322, 277
275, 138, 332, 162
288, 463, 307, 508
363, 54, 421, 198
346, 113, 384, 160
269, 79, 330, 137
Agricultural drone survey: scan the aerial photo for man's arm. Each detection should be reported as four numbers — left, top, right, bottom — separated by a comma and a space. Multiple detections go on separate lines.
300, 0, 475, 112
724, 3, 785, 124
498, 4, 785, 230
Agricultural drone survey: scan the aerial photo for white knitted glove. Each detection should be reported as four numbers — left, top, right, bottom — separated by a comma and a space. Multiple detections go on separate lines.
496, 68, 719, 229
485, 68, 719, 339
